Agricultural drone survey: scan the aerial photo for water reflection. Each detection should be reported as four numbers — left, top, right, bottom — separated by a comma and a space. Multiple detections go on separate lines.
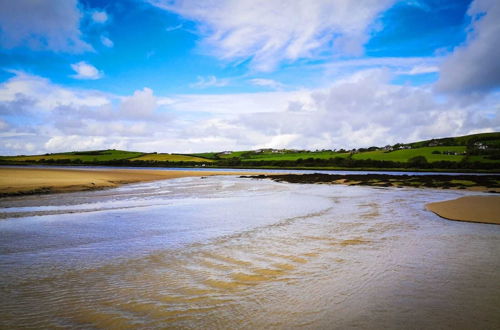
1, 176, 499, 329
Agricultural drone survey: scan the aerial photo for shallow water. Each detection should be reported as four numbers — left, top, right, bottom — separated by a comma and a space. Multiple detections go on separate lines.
1, 176, 499, 329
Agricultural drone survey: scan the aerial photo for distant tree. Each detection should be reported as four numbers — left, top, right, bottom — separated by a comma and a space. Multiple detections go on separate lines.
408, 156, 428, 168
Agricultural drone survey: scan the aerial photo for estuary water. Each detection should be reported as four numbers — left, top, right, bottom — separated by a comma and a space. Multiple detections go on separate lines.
0, 176, 499, 329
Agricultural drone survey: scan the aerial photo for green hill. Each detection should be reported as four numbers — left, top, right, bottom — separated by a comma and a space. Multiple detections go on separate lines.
0, 149, 144, 163
1, 132, 499, 171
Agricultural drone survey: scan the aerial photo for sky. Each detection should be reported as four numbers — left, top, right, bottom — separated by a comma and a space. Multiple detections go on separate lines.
0, 0, 499, 155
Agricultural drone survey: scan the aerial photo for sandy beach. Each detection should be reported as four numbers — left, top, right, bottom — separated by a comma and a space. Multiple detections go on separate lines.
426, 195, 500, 225
0, 167, 249, 196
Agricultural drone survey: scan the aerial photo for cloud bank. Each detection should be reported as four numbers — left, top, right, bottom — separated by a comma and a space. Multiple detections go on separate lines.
0, 70, 498, 155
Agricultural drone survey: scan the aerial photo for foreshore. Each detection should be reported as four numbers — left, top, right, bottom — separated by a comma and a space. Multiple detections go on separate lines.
0, 167, 251, 197
243, 173, 500, 225
2, 168, 499, 225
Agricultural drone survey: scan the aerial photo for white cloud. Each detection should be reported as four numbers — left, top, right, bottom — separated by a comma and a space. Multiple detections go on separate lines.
100, 35, 114, 47
45, 136, 107, 152
249, 78, 284, 90
0, 73, 175, 154
1, 71, 498, 155
166, 90, 313, 114
0, 71, 109, 109
91, 10, 109, 24
0, 0, 91, 52
120, 87, 158, 119
0, 119, 8, 131
403, 65, 439, 75
255, 134, 300, 149
226, 69, 500, 149
165, 24, 183, 32
190, 75, 229, 88
323, 57, 440, 77
437, 0, 500, 93
149, 0, 395, 71
71, 62, 103, 80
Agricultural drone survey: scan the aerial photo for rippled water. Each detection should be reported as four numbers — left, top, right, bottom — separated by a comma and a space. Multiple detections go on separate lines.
1, 176, 499, 329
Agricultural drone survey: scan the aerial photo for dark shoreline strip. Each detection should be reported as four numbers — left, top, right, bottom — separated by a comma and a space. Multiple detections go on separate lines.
241, 173, 500, 191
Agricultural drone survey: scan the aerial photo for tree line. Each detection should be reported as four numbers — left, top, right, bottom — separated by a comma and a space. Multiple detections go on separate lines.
2, 155, 497, 170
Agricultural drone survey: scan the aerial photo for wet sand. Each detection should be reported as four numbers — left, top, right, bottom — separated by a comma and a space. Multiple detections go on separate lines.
426, 196, 500, 225
0, 167, 250, 196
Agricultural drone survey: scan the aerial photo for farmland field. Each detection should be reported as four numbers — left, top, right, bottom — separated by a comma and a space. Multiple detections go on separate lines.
240, 151, 351, 161
129, 154, 215, 162
1, 150, 144, 162
351, 146, 467, 162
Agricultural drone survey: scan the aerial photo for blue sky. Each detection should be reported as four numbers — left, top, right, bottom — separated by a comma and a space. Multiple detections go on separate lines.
0, 0, 499, 154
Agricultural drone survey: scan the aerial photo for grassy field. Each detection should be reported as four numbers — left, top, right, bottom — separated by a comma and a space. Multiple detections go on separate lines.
129, 154, 215, 162
466, 155, 500, 163
191, 146, 478, 163
190, 150, 352, 161
351, 146, 467, 163
239, 151, 351, 161
188, 152, 220, 159
1, 150, 144, 162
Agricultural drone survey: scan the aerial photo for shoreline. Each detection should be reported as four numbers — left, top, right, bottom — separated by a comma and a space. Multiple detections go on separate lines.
2, 163, 499, 174
242, 173, 500, 192
0, 167, 256, 197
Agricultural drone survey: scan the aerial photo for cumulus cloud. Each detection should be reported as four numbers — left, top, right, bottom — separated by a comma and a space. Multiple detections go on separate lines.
190, 75, 229, 88
0, 0, 91, 52
227, 69, 500, 149
149, 0, 395, 71
0, 73, 172, 154
91, 10, 109, 24
45, 136, 107, 152
0, 72, 109, 109
120, 87, 159, 119
71, 61, 103, 80
437, 0, 500, 93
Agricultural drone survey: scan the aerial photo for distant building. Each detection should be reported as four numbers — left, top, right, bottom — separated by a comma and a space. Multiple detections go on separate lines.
474, 142, 488, 150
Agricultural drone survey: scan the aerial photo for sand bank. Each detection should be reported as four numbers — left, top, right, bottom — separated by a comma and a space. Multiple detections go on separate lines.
426, 196, 500, 225
0, 167, 249, 196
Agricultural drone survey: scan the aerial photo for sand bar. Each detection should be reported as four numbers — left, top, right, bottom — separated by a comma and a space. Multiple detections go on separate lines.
426, 196, 500, 225
0, 167, 252, 196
